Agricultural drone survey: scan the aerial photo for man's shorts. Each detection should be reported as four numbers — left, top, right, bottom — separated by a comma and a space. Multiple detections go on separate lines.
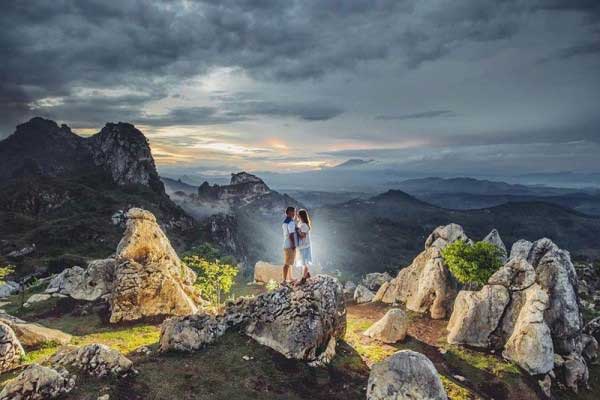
283, 248, 296, 265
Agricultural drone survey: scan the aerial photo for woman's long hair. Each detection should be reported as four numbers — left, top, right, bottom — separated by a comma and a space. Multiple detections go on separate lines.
298, 209, 311, 229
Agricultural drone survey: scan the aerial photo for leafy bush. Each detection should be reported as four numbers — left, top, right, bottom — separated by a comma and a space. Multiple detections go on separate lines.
265, 279, 279, 292
441, 240, 504, 285
182, 255, 238, 305
0, 264, 15, 284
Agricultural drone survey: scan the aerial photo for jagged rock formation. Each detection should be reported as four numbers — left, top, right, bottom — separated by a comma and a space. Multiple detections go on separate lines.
343, 280, 357, 295
160, 275, 346, 365
0, 364, 75, 400
482, 228, 508, 261
37, 208, 200, 323
364, 308, 409, 343
0, 321, 24, 373
447, 237, 593, 393
375, 224, 465, 319
367, 350, 448, 400
354, 284, 375, 304
0, 313, 71, 348
361, 272, 392, 291
50, 343, 134, 378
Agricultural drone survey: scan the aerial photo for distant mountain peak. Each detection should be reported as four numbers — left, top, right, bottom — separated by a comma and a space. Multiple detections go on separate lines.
333, 159, 374, 169
230, 171, 265, 185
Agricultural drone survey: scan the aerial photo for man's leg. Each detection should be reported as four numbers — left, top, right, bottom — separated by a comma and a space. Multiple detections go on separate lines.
282, 264, 289, 283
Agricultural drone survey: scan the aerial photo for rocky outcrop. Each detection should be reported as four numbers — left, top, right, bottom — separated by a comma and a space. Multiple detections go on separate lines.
353, 285, 375, 304
364, 308, 409, 343
375, 223, 464, 319
343, 280, 357, 295
0, 313, 71, 348
0, 321, 24, 373
50, 343, 134, 378
160, 275, 346, 365
361, 272, 392, 291
109, 208, 199, 323
447, 237, 590, 392
45, 259, 115, 301
0, 281, 19, 298
0, 364, 75, 400
253, 261, 305, 284
482, 228, 507, 261
367, 350, 448, 400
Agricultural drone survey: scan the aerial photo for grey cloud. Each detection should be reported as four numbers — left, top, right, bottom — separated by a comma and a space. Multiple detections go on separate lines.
375, 110, 456, 121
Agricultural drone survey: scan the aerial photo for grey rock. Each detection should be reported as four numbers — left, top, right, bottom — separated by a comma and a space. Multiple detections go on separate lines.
488, 257, 536, 291
0, 313, 71, 348
50, 343, 134, 378
424, 223, 470, 250
0, 364, 75, 400
367, 350, 448, 400
343, 280, 357, 295
509, 239, 533, 261
45, 259, 115, 301
0, 281, 19, 298
482, 229, 507, 261
363, 308, 409, 343
0, 321, 24, 373
353, 284, 375, 304
361, 272, 392, 291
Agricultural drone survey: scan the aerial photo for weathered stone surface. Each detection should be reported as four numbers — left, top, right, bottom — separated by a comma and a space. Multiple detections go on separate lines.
361, 272, 392, 291
503, 284, 554, 375
425, 223, 470, 250
23, 293, 52, 308
560, 353, 589, 393
254, 261, 300, 284
51, 343, 134, 378
0, 313, 71, 348
353, 284, 375, 304
488, 257, 536, 292
0, 321, 24, 373
509, 239, 533, 260
160, 275, 346, 365
367, 350, 448, 400
372, 281, 389, 302
343, 280, 357, 295
0, 281, 19, 298
482, 228, 507, 261
109, 208, 199, 323
364, 308, 409, 343
45, 259, 115, 301
584, 316, 600, 342
447, 285, 510, 348
0, 364, 75, 400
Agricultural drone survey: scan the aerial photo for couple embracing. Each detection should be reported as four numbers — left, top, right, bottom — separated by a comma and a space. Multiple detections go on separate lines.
281, 206, 312, 286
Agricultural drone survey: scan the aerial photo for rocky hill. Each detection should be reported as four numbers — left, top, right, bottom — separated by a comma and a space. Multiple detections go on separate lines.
0, 118, 196, 275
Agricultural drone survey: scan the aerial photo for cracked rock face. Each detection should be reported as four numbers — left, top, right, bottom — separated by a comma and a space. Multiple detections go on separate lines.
367, 350, 448, 400
0, 321, 24, 373
482, 229, 507, 262
109, 208, 199, 323
160, 275, 346, 365
361, 272, 392, 292
0, 364, 75, 400
353, 284, 375, 304
50, 343, 134, 378
45, 259, 116, 302
363, 308, 409, 344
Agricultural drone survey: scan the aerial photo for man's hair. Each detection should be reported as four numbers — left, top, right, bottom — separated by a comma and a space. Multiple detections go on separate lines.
285, 206, 295, 214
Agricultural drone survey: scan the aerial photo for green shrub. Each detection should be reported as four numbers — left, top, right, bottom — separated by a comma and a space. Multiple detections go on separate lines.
442, 240, 504, 285
182, 255, 238, 305
0, 264, 15, 284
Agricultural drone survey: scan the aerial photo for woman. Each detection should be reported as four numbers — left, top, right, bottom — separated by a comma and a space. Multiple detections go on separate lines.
295, 209, 313, 285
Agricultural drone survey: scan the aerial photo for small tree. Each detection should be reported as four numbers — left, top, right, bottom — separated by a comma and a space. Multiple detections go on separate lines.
182, 255, 238, 306
442, 240, 504, 286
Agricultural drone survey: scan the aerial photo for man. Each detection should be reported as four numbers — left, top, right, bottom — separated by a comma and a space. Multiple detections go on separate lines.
282, 206, 297, 284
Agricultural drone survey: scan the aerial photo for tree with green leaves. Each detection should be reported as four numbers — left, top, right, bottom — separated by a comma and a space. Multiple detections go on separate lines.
182, 253, 238, 306
442, 240, 504, 286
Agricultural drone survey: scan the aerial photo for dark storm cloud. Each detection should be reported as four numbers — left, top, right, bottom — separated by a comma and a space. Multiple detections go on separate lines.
375, 110, 456, 121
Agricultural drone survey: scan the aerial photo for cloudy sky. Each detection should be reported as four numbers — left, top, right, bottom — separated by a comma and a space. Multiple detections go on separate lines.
1, 0, 599, 177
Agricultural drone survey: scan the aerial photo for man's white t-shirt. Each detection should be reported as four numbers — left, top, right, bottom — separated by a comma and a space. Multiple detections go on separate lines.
282, 218, 296, 249
297, 222, 310, 249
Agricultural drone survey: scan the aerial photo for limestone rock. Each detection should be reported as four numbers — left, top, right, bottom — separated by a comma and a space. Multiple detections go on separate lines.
0, 364, 75, 400
503, 284, 554, 375
0, 281, 19, 298
488, 257, 535, 291
254, 261, 300, 284
0, 321, 24, 373
363, 308, 409, 343
0, 314, 71, 348
109, 208, 199, 323
584, 316, 600, 342
23, 293, 52, 308
361, 272, 392, 291
482, 228, 507, 261
424, 223, 469, 250
51, 343, 134, 378
353, 284, 375, 303
367, 350, 448, 400
509, 239, 533, 260
447, 285, 510, 348
343, 280, 357, 295
160, 275, 346, 365
560, 353, 589, 393
45, 259, 115, 301
372, 281, 389, 302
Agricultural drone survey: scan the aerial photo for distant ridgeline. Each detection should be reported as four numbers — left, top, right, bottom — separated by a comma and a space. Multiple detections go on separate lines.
0, 117, 195, 273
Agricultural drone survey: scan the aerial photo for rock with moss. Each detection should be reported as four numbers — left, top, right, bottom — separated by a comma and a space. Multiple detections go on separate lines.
0, 321, 24, 373
50, 343, 135, 378
363, 308, 409, 343
160, 275, 346, 365
367, 350, 448, 400
0, 364, 75, 400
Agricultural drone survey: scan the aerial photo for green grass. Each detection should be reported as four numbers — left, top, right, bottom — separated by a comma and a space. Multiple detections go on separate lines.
443, 345, 520, 377
440, 375, 476, 400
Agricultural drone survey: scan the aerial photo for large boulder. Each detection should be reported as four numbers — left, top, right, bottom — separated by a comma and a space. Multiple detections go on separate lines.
0, 364, 75, 400
160, 275, 346, 365
0, 321, 24, 373
353, 284, 375, 304
424, 223, 470, 250
0, 313, 71, 348
50, 343, 134, 378
45, 259, 115, 301
109, 208, 200, 323
367, 350, 448, 400
361, 272, 392, 291
364, 308, 409, 343
0, 281, 19, 298
482, 229, 507, 262
447, 285, 510, 348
